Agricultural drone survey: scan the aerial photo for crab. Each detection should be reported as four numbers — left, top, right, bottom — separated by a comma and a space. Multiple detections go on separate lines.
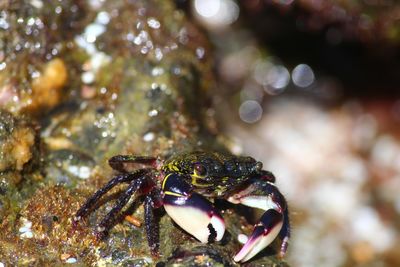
73, 151, 290, 262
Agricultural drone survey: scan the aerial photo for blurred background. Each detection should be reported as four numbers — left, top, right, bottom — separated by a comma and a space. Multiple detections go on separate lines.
182, 0, 400, 266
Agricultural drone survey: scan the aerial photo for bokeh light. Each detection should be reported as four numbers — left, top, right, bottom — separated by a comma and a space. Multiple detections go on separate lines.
292, 64, 315, 88
193, 0, 239, 29
202, 1, 400, 265
253, 59, 290, 95
239, 100, 263, 123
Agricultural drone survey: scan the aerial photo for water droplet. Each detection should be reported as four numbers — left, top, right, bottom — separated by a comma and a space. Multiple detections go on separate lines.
196, 47, 205, 59
0, 16, 9, 30
146, 40, 153, 49
143, 132, 155, 142
172, 66, 181, 75
147, 18, 160, 29
84, 23, 106, 43
0, 62, 6, 71
82, 71, 95, 84
30, 70, 40, 79
133, 36, 142, 45
35, 18, 44, 28
21, 231, 33, 238
138, 8, 146, 16
70, 4, 78, 13
141, 46, 149, 54
155, 48, 163, 61
67, 166, 91, 179
126, 33, 135, 41
148, 109, 158, 117
66, 258, 77, 264
134, 30, 149, 45
151, 67, 164, 76
55, 6, 62, 14
31, 0, 43, 9
27, 17, 35, 26
96, 11, 110, 25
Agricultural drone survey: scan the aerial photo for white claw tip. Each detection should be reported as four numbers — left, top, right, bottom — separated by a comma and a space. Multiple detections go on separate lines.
210, 215, 225, 241
234, 221, 283, 262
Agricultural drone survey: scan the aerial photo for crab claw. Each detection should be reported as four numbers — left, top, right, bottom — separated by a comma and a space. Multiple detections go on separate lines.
162, 173, 225, 243
228, 179, 290, 262
234, 209, 283, 262
164, 193, 225, 243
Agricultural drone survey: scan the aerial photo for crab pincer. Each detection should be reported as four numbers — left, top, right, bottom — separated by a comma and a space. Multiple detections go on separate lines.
228, 177, 290, 262
162, 173, 226, 243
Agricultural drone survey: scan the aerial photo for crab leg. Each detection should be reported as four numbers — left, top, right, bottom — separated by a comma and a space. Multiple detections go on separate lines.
162, 173, 225, 243
279, 205, 291, 257
95, 175, 153, 239
73, 169, 150, 224
108, 155, 157, 172
228, 178, 290, 262
144, 188, 163, 255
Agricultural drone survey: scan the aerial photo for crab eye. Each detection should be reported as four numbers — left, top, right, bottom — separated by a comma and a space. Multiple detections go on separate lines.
255, 162, 263, 171
194, 163, 207, 177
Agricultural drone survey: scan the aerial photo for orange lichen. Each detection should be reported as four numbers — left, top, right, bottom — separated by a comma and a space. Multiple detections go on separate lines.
11, 127, 35, 171
0, 121, 35, 174
28, 58, 68, 112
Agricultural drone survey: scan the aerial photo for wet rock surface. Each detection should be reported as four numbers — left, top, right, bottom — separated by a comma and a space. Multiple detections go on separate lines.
0, 0, 88, 115
0, 110, 40, 186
